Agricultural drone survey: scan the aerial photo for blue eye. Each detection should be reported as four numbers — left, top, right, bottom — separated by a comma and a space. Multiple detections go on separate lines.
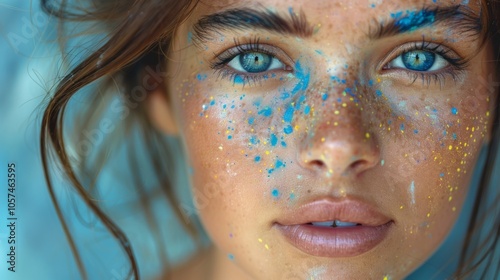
388, 50, 449, 72
227, 52, 285, 73
402, 50, 435, 71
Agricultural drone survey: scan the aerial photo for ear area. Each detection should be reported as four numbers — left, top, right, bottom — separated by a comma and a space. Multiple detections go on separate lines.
146, 87, 179, 135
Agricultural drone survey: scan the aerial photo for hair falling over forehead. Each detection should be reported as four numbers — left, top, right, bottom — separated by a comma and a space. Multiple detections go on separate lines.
40, 0, 500, 279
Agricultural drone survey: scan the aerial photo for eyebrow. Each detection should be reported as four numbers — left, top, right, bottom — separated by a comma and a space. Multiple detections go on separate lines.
192, 8, 314, 44
370, 5, 483, 40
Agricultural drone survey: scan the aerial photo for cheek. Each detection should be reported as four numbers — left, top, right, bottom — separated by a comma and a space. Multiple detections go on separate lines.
368, 78, 492, 255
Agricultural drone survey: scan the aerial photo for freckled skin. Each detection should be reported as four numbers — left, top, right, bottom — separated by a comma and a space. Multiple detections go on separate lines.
162, 0, 496, 279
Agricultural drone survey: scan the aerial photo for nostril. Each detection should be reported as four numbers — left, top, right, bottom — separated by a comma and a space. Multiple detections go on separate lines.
308, 159, 326, 169
350, 159, 372, 173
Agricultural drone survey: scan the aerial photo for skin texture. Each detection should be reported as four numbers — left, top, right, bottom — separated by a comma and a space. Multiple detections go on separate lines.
151, 0, 497, 279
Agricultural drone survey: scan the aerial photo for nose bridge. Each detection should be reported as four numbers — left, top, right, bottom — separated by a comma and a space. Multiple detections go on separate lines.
299, 80, 379, 177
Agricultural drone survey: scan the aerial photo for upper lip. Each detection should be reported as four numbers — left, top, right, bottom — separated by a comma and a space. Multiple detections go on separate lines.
274, 197, 393, 227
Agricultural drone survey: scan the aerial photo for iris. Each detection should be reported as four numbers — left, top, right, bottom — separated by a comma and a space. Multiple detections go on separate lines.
239, 52, 272, 73
402, 50, 435, 71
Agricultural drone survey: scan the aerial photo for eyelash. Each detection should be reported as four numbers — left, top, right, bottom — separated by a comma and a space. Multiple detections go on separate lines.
210, 38, 468, 86
211, 37, 291, 85
382, 40, 468, 86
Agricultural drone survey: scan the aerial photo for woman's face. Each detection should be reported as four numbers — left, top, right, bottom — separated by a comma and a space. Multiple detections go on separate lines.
164, 0, 496, 278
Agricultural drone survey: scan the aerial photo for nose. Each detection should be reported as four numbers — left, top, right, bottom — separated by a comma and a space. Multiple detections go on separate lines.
299, 106, 380, 178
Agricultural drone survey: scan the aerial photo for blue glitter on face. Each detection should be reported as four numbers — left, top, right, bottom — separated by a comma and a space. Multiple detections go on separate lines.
258, 107, 273, 117
270, 134, 278, 146
304, 105, 311, 115
254, 156, 261, 162
322, 93, 328, 101
393, 10, 436, 33
234, 75, 245, 84
291, 61, 310, 95
248, 117, 255, 125
196, 73, 207, 81
227, 135, 233, 140
283, 106, 294, 123
376, 90, 383, 97
284, 125, 293, 134
228, 254, 235, 260
451, 107, 458, 115
281, 92, 290, 100
271, 189, 280, 197
276, 160, 284, 168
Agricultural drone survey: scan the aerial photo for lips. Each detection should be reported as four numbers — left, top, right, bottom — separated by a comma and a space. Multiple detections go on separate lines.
274, 198, 393, 258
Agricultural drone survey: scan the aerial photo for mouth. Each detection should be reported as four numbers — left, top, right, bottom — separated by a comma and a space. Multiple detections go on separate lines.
308, 220, 361, 227
274, 198, 394, 258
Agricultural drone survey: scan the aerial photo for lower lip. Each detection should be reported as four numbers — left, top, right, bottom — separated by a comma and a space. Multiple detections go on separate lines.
275, 222, 393, 258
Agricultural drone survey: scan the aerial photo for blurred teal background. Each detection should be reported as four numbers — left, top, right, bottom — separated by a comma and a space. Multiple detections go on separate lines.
0, 1, 498, 279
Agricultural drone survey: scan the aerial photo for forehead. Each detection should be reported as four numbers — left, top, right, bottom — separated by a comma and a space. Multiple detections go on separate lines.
177, 0, 485, 48
185, 0, 483, 24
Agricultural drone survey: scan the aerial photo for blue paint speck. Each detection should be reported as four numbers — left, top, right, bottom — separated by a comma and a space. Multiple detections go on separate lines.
271, 189, 280, 198
393, 10, 436, 33
197, 74, 207, 81
451, 107, 458, 115
254, 156, 261, 162
234, 75, 244, 84
304, 105, 311, 115
228, 254, 235, 260
227, 135, 232, 140
249, 136, 258, 145
291, 61, 310, 95
281, 92, 291, 100
284, 106, 295, 123
284, 125, 293, 134
376, 90, 383, 97
322, 93, 329, 101
248, 117, 255, 125
270, 134, 278, 146
258, 107, 273, 117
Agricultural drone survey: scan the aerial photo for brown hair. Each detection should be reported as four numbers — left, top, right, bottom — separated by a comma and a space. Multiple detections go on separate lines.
40, 0, 500, 279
